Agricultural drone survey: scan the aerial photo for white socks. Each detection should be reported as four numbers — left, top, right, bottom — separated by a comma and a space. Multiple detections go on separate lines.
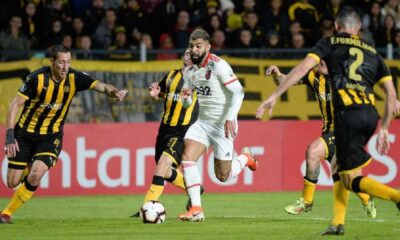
182, 161, 202, 207
227, 154, 248, 180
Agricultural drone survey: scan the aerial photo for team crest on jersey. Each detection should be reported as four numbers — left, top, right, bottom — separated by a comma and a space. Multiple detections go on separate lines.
64, 86, 70, 93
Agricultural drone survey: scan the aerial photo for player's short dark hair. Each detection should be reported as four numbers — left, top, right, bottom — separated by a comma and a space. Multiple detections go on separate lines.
190, 29, 210, 43
335, 6, 361, 28
48, 45, 70, 59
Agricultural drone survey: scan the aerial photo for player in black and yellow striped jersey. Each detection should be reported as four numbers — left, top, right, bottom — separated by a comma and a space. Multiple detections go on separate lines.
266, 62, 374, 219
0, 45, 128, 224
131, 49, 199, 217
257, 7, 400, 235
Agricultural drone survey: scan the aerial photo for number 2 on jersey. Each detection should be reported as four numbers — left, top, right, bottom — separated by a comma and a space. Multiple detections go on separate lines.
349, 47, 363, 81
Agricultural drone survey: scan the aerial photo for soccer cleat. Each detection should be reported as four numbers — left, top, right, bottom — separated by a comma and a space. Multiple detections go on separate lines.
178, 206, 205, 222
186, 186, 205, 211
320, 224, 345, 235
285, 198, 313, 215
130, 211, 140, 218
364, 197, 377, 218
242, 147, 258, 171
0, 213, 12, 224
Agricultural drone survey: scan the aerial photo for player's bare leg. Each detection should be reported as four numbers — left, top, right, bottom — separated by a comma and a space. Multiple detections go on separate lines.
285, 138, 325, 214
179, 139, 206, 222
1, 160, 48, 224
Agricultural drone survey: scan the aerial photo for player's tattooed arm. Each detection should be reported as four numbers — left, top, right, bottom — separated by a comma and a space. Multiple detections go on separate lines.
93, 81, 128, 102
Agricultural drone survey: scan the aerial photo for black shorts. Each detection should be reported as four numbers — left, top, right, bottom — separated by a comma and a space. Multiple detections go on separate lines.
320, 131, 335, 162
334, 106, 378, 172
8, 129, 63, 170
155, 124, 190, 168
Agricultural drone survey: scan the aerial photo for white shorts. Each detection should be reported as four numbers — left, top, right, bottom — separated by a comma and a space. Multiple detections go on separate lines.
184, 119, 236, 160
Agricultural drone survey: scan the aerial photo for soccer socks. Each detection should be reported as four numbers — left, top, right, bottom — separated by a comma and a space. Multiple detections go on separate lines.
182, 161, 202, 207
2, 179, 37, 216
302, 177, 317, 204
165, 168, 186, 191
332, 179, 349, 226
227, 154, 248, 180
352, 176, 400, 203
355, 192, 370, 206
143, 175, 164, 203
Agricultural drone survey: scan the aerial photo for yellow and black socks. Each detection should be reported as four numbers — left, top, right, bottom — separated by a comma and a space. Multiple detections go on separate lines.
302, 177, 317, 204
2, 179, 37, 216
332, 174, 349, 226
352, 176, 400, 203
143, 175, 164, 203
165, 168, 186, 191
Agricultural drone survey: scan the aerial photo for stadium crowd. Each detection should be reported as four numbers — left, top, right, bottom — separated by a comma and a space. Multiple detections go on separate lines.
1, 0, 400, 61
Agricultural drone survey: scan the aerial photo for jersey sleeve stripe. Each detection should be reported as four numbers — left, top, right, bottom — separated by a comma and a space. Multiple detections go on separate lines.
224, 78, 238, 86
307, 53, 320, 63
90, 80, 99, 89
378, 75, 392, 84
17, 92, 29, 100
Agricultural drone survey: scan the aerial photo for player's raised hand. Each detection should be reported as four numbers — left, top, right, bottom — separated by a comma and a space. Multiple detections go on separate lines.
265, 65, 281, 76
376, 129, 390, 155
181, 88, 192, 98
114, 89, 128, 102
256, 95, 277, 119
224, 120, 237, 139
149, 82, 161, 98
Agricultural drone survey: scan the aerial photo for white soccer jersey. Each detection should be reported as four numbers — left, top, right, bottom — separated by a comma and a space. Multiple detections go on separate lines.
183, 53, 241, 123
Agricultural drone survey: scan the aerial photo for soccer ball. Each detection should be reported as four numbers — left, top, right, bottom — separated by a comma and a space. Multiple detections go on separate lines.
140, 201, 166, 224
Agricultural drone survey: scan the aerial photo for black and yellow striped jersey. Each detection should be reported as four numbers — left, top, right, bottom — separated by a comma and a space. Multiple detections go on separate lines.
16, 67, 98, 134
299, 69, 334, 133
309, 32, 392, 111
159, 69, 198, 127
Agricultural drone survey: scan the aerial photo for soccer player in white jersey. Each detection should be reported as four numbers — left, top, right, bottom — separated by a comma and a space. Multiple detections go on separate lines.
178, 29, 259, 222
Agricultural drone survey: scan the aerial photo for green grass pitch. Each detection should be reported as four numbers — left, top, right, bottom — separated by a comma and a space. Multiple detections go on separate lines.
1, 191, 399, 239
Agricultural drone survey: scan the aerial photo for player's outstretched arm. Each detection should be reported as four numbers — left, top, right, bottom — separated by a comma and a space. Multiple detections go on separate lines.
4, 95, 26, 158
256, 56, 317, 119
93, 81, 128, 102
376, 79, 397, 155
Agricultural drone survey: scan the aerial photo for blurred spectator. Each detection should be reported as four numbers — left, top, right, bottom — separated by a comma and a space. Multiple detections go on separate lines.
118, 0, 149, 38
0, 15, 29, 61
21, 1, 41, 49
62, 34, 73, 48
236, 0, 257, 16
108, 26, 133, 60
141, 33, 156, 60
242, 11, 265, 47
211, 29, 226, 50
76, 35, 96, 59
374, 14, 397, 47
156, 33, 178, 60
44, 19, 64, 48
224, 3, 242, 33
172, 10, 192, 49
362, 1, 384, 40
264, 30, 282, 59
235, 28, 255, 49
204, 13, 224, 35
261, 0, 290, 39
42, 0, 72, 30
321, 0, 343, 19
283, 21, 302, 47
152, 0, 179, 46
381, 0, 400, 27
288, 32, 306, 59
71, 17, 89, 49
84, 0, 106, 35
288, 0, 319, 44
92, 8, 117, 49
